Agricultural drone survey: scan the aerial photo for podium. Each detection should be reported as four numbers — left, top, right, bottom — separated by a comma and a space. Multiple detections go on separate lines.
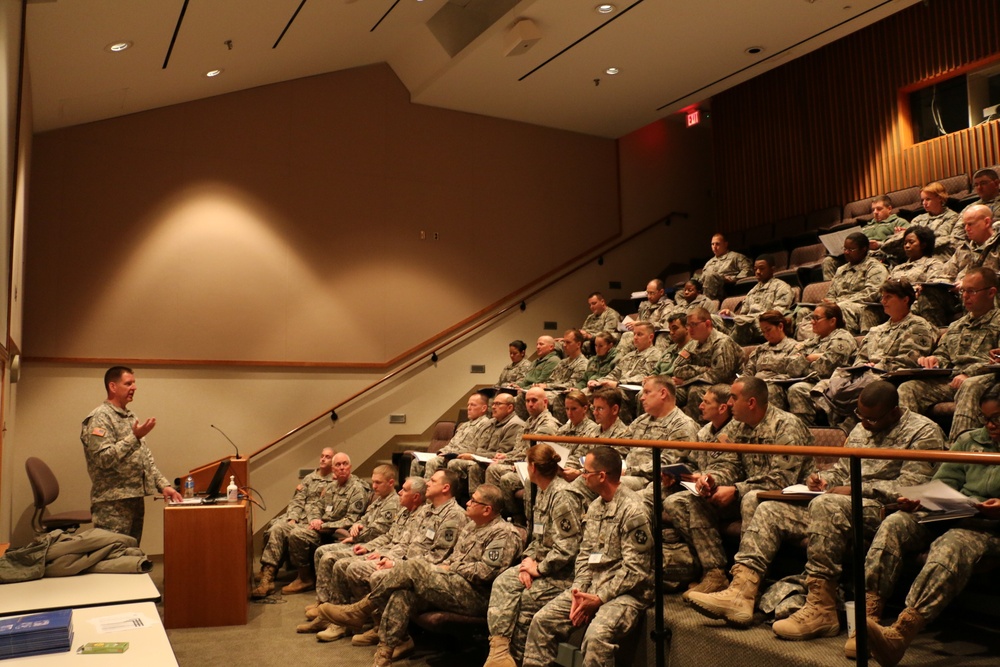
163, 457, 251, 629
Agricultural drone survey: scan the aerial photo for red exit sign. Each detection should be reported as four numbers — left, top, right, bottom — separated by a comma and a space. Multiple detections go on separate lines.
686, 109, 701, 127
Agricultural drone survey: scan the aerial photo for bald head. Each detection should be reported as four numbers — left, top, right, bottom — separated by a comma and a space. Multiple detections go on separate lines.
963, 204, 995, 244
332, 452, 352, 484
525, 386, 549, 418
536, 336, 556, 357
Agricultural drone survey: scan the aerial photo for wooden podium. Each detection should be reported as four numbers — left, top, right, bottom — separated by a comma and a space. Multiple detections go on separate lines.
163, 457, 251, 629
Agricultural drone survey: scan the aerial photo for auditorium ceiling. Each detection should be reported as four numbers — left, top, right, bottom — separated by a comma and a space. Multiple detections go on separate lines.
24, 0, 920, 138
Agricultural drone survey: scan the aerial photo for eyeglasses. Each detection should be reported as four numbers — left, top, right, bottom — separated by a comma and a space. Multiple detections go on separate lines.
580, 468, 602, 477
960, 287, 992, 296
467, 498, 488, 507
854, 406, 894, 425
687, 320, 706, 327
809, 314, 828, 322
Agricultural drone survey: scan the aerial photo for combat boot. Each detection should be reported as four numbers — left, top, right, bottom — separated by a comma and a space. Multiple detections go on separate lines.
682, 568, 730, 603
773, 576, 840, 640
352, 627, 379, 646
304, 602, 320, 620
392, 636, 415, 660
482, 635, 516, 667
844, 592, 883, 659
318, 595, 376, 631
250, 564, 277, 599
373, 643, 393, 667
686, 563, 761, 627
867, 607, 925, 667
296, 616, 329, 633
316, 623, 348, 642
282, 566, 315, 594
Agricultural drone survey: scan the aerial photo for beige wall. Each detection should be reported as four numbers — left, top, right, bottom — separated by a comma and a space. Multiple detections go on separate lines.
5, 63, 715, 552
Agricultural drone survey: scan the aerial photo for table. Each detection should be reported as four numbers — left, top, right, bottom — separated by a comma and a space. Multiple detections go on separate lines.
0, 602, 177, 665
0, 573, 160, 616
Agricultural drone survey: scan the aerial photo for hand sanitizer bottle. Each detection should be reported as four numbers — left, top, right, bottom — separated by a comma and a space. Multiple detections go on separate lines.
227, 475, 238, 502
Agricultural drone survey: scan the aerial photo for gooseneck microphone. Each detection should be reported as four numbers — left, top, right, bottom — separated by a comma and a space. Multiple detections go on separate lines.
210, 424, 241, 459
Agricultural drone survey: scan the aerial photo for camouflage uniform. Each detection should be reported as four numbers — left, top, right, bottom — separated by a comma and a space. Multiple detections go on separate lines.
538, 354, 589, 421
820, 256, 889, 335
728, 278, 796, 345
373, 516, 522, 648
448, 413, 525, 495
954, 196, 1000, 240
618, 297, 673, 354
742, 336, 810, 409
897, 307, 1000, 439
418, 414, 492, 478
715, 405, 814, 527
597, 345, 662, 386
700, 251, 753, 300
673, 292, 718, 313
488, 410, 561, 515
80, 402, 173, 543
812, 312, 937, 428
937, 230, 1000, 282
523, 485, 653, 667
787, 329, 858, 425
658, 419, 740, 577
582, 307, 622, 340
488, 477, 586, 661
654, 339, 687, 377
558, 417, 601, 470
673, 328, 743, 418
285, 474, 368, 568
735, 409, 942, 584
259, 470, 334, 568
865, 427, 1000, 623
621, 407, 699, 489
518, 351, 563, 388
341, 498, 467, 604
498, 358, 533, 387
314, 500, 408, 604
889, 255, 955, 326
567, 418, 630, 504
908, 209, 960, 255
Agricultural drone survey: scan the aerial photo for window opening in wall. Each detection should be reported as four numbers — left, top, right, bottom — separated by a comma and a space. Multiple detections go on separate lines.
907, 59, 1000, 144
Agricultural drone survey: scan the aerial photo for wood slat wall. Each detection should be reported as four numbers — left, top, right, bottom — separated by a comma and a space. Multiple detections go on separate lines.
713, 0, 1000, 230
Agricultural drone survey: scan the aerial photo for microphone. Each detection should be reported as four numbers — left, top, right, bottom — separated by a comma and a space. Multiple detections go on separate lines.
210, 424, 241, 459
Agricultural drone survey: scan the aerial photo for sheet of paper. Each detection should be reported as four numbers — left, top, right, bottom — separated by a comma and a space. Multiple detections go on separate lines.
89, 613, 152, 634
783, 484, 823, 495
411, 451, 436, 463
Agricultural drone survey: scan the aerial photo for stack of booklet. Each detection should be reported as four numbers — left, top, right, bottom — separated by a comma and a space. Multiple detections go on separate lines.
0, 608, 73, 659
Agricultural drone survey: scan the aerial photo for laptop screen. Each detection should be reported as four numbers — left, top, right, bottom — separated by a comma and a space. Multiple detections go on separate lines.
203, 459, 231, 499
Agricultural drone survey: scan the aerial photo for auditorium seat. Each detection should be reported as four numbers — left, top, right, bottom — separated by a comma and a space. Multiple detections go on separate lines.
885, 185, 923, 221
774, 243, 827, 288
800, 280, 831, 305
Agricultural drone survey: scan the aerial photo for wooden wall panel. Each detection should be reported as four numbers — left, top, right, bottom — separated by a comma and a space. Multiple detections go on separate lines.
713, 0, 1000, 230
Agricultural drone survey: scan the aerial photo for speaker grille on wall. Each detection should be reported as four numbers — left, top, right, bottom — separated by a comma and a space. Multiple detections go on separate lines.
503, 19, 541, 57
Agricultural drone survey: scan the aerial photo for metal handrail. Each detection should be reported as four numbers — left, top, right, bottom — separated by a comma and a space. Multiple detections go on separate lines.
246, 211, 687, 461
522, 432, 1000, 667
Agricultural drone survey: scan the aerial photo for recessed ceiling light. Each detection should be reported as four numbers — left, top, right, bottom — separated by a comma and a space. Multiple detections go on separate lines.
596, 4, 615, 14
744, 46, 764, 55
105, 41, 132, 53
605, 67, 620, 75
205, 69, 224, 78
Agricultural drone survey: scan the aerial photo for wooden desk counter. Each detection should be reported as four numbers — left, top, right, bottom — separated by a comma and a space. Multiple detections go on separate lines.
162, 500, 250, 629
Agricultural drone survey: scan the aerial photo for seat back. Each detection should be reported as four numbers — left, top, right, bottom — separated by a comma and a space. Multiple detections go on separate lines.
25, 457, 60, 509
801, 280, 831, 304
788, 243, 826, 268
810, 427, 847, 471
427, 421, 456, 454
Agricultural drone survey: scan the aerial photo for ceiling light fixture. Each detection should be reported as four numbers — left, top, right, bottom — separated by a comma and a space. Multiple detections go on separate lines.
596, 4, 615, 14
606, 67, 619, 75
105, 41, 132, 53
205, 69, 224, 77
744, 46, 764, 55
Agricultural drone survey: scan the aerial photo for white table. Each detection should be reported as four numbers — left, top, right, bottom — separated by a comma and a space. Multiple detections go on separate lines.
1, 602, 177, 665
0, 573, 160, 615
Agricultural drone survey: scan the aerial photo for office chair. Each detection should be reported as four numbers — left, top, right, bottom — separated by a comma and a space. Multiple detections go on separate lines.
25, 457, 92, 533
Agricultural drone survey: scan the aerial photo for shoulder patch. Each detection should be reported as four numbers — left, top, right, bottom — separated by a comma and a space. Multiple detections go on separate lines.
440, 525, 458, 545
353, 499, 364, 511
91, 427, 107, 437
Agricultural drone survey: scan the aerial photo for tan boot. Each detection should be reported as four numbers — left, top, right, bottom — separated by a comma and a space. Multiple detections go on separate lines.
682, 568, 730, 603
304, 602, 319, 619
296, 616, 329, 633
392, 636, 415, 660
250, 564, 278, 599
773, 577, 841, 640
482, 635, 516, 667
373, 643, 393, 667
845, 592, 883, 659
867, 607, 925, 667
281, 566, 316, 594
687, 564, 761, 627
316, 622, 348, 642
352, 627, 380, 646
317, 595, 376, 631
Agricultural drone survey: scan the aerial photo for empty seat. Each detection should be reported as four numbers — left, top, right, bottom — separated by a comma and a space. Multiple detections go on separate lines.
800, 280, 831, 305
774, 243, 827, 287
25, 457, 92, 534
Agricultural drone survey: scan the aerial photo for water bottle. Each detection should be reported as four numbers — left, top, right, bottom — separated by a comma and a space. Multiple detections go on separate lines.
184, 475, 195, 499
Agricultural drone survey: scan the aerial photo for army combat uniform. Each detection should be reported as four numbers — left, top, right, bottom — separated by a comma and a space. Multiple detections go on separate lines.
728, 277, 795, 345
374, 516, 523, 649
487, 409, 561, 516
80, 401, 174, 543
448, 413, 525, 496
621, 407, 699, 490
787, 328, 858, 425
700, 250, 753, 300
488, 476, 585, 661
742, 335, 810, 410
284, 474, 368, 569
259, 470, 334, 570
673, 328, 743, 419
419, 413, 492, 479
523, 484, 653, 667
